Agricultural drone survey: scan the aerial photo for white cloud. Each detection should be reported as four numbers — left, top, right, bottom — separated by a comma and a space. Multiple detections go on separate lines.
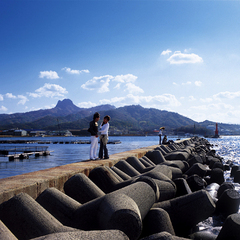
81, 75, 112, 93
114, 83, 121, 89
99, 96, 126, 105
99, 93, 181, 108
0, 94, 3, 101
17, 95, 29, 105
77, 101, 97, 108
39, 71, 60, 79
195, 81, 202, 87
5, 93, 28, 105
161, 49, 172, 56
0, 106, 7, 111
6, 93, 17, 99
28, 83, 68, 98
113, 74, 140, 92
191, 103, 234, 111
189, 96, 196, 101
81, 74, 142, 94
167, 51, 203, 64
62, 67, 90, 74
182, 81, 191, 85
113, 74, 138, 83
124, 83, 144, 94
213, 91, 240, 100
200, 98, 212, 103
44, 104, 56, 109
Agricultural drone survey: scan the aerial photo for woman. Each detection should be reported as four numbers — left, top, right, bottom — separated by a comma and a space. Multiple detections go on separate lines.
98, 115, 110, 159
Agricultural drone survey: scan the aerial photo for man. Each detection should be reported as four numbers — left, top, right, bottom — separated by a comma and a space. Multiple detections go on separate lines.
159, 127, 164, 145
98, 115, 110, 159
88, 112, 100, 160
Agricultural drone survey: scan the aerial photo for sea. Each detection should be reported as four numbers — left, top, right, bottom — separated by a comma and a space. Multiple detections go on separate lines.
0, 135, 239, 180
0, 135, 176, 179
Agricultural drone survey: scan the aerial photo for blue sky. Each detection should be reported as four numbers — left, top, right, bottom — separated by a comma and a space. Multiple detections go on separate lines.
1, 0, 240, 124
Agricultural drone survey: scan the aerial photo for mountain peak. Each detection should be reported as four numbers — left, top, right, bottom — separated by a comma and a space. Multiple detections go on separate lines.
54, 99, 82, 115
55, 99, 75, 109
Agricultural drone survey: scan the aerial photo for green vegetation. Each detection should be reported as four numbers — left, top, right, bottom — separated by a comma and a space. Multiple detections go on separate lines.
0, 99, 239, 136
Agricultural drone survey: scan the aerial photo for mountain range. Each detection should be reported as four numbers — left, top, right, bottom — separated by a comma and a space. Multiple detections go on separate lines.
0, 99, 239, 135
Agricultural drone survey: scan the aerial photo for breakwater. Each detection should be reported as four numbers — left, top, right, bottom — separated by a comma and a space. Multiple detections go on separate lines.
0, 137, 239, 239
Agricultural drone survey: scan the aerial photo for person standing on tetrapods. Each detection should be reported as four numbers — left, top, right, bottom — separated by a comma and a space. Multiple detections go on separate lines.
98, 115, 110, 159
88, 112, 100, 160
158, 127, 165, 145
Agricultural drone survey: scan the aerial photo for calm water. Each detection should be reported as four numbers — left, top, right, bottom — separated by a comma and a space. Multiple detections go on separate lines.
0, 135, 179, 179
0, 135, 239, 181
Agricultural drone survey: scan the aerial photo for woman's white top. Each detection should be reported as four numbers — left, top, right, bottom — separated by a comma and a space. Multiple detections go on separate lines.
99, 122, 109, 135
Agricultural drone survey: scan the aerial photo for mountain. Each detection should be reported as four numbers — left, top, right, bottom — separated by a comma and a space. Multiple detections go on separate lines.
2, 99, 239, 135
53, 99, 83, 115
0, 99, 116, 129
42, 105, 197, 132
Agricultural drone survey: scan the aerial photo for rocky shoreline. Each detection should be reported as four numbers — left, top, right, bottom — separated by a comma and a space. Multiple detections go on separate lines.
0, 136, 240, 239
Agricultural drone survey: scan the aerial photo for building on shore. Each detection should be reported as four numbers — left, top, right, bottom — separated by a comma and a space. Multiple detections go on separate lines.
0, 129, 27, 136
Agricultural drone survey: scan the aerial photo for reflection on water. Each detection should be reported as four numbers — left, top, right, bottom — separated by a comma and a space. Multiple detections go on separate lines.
209, 135, 240, 194
0, 135, 178, 179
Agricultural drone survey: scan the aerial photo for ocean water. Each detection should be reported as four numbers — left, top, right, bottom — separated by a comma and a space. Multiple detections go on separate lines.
207, 135, 240, 198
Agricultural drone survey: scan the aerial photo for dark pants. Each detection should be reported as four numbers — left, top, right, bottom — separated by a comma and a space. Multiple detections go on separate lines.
159, 135, 162, 145
99, 135, 109, 159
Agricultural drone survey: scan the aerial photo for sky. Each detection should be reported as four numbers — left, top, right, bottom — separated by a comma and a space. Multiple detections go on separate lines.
1, 0, 240, 124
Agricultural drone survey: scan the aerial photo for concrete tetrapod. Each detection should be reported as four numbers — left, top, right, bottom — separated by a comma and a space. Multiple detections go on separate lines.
111, 166, 132, 180
217, 182, 234, 199
164, 151, 191, 162
159, 160, 189, 174
141, 208, 175, 238
64, 173, 105, 203
36, 187, 82, 227
173, 178, 192, 197
152, 190, 216, 237
189, 230, 217, 240
38, 181, 157, 240
186, 174, 206, 192
89, 166, 123, 193
125, 156, 147, 173
145, 150, 166, 165
141, 156, 156, 166
126, 165, 176, 198
88, 165, 176, 201
114, 160, 142, 177
0, 192, 78, 240
140, 231, 190, 240
75, 181, 157, 240
0, 220, 18, 240
216, 213, 240, 240
184, 163, 208, 178
31, 230, 129, 240
209, 168, 225, 185
215, 189, 240, 218
139, 157, 155, 168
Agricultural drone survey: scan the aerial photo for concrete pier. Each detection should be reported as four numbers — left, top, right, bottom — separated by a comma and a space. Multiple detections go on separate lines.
0, 145, 159, 204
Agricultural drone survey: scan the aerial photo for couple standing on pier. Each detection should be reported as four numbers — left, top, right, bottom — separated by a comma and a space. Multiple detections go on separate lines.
88, 112, 111, 160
